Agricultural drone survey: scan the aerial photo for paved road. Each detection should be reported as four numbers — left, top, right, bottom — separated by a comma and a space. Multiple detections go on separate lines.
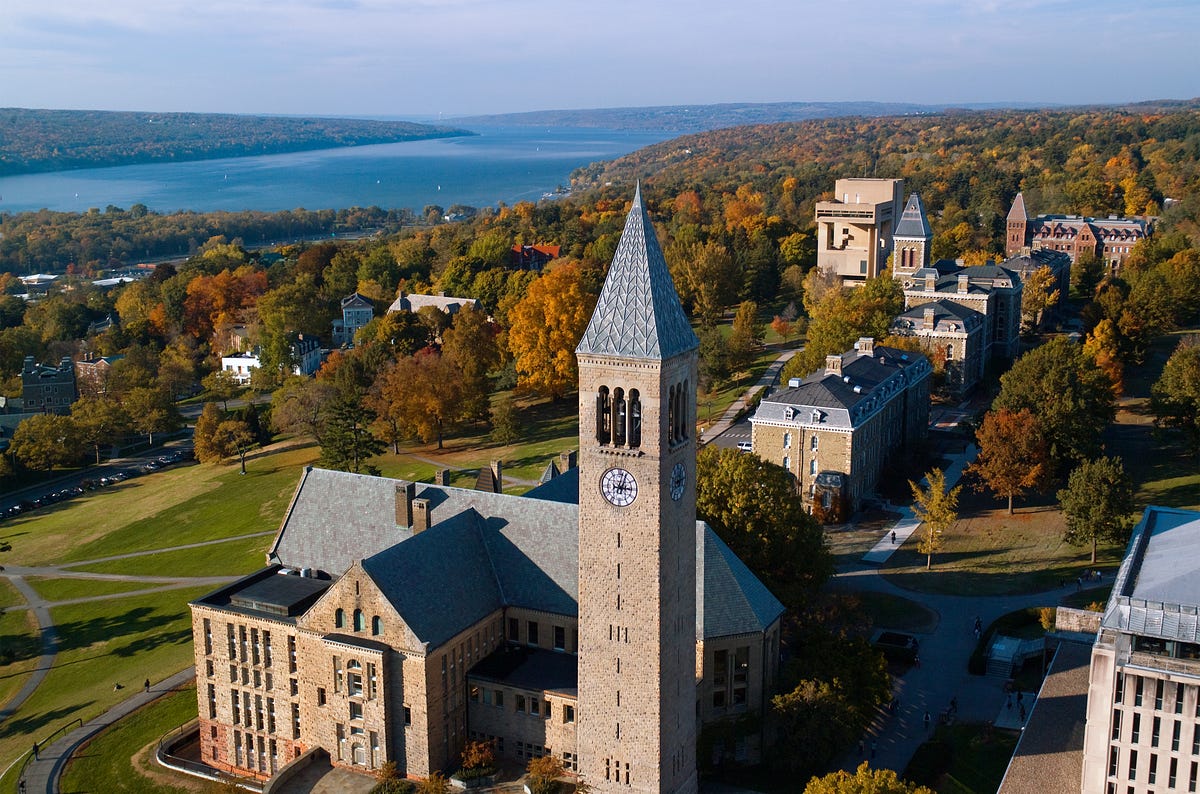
700, 348, 797, 446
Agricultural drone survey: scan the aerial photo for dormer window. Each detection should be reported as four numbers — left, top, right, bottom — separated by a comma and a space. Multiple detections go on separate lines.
810, 410, 821, 424
784, 407, 795, 421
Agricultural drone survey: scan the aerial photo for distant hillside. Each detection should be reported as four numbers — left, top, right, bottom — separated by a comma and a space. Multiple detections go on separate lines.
450, 100, 1051, 133
0, 109, 470, 176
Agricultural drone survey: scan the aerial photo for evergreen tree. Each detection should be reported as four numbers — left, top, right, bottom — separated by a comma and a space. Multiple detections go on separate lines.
319, 396, 385, 475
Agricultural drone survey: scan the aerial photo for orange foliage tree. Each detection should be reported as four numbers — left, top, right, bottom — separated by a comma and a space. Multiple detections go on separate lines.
507, 262, 598, 399
968, 408, 1051, 515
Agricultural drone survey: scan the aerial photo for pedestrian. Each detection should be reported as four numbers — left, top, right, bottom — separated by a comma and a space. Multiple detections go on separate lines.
1076, 576, 1082, 591
870, 739, 877, 759
31, 741, 38, 760
891, 530, 897, 545
1019, 703, 1027, 723
144, 678, 150, 693
923, 711, 931, 732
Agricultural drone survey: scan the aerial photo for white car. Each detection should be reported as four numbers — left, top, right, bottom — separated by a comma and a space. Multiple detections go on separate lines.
736, 441, 753, 453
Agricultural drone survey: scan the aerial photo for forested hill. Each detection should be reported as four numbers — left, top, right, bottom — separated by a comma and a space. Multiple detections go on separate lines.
0, 109, 469, 176
451, 100, 1041, 132
576, 106, 1200, 244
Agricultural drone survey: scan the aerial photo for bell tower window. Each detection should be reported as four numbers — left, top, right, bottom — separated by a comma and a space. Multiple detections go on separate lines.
613, 388, 627, 446
667, 384, 677, 445
597, 386, 611, 445
628, 390, 641, 448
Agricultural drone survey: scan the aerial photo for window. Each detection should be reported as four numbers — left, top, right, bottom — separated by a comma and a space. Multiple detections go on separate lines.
207, 684, 217, 719
810, 435, 818, 450
783, 432, 791, 449
527, 621, 539, 646
516, 694, 527, 713
372, 616, 382, 636
1136, 676, 1144, 707
809, 459, 817, 476
1116, 673, 1125, 704
529, 698, 540, 716
232, 691, 241, 724
317, 687, 326, 707
1132, 712, 1141, 742
508, 617, 520, 642
290, 678, 298, 696
1177, 683, 1185, 714
1129, 749, 1138, 780
543, 700, 551, 719
563, 705, 575, 724
203, 619, 212, 655
554, 626, 566, 651
288, 636, 297, 673
350, 701, 363, 721
335, 609, 345, 629
1152, 715, 1161, 746
1112, 709, 1122, 740
1174, 721, 1182, 751
1156, 679, 1165, 710
1149, 753, 1157, 784
404, 706, 412, 726
782, 455, 789, 471
354, 610, 365, 632
495, 690, 504, 708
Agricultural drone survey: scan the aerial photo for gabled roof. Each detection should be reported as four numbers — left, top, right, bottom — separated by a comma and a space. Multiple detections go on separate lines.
893, 300, 983, 333
576, 184, 698, 360
341, 292, 374, 310
1008, 192, 1028, 222
894, 193, 932, 240
698, 527, 785, 638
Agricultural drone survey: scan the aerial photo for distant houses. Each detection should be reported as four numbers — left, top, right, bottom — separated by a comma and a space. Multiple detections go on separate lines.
510, 243, 561, 270
21, 356, 77, 415
332, 293, 375, 347
221, 335, 323, 385
1005, 191, 1149, 271
386, 291, 480, 317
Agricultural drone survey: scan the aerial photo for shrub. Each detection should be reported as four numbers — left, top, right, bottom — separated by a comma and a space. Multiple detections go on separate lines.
460, 740, 496, 772
1038, 606, 1056, 632
527, 755, 566, 794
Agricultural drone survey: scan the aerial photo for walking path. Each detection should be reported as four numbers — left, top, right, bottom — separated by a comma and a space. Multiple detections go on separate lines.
700, 349, 797, 444
861, 444, 979, 564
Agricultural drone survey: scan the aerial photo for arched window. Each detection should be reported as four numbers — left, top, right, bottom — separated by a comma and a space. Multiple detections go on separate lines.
335, 608, 345, 629
596, 386, 611, 444
372, 616, 383, 636
667, 384, 677, 444
681, 379, 689, 439
628, 390, 641, 448
613, 388, 626, 446
354, 609, 365, 632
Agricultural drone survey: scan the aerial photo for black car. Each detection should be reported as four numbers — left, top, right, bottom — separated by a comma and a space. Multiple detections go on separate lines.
873, 631, 920, 664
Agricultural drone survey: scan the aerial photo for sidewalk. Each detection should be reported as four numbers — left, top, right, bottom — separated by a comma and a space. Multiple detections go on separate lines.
861, 444, 978, 565
20, 668, 195, 794
700, 349, 797, 444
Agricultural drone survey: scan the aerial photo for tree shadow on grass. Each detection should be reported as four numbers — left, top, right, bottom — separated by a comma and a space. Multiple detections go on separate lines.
0, 703, 93, 741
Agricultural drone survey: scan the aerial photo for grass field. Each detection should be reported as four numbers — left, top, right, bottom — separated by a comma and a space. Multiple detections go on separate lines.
67, 534, 270, 578
25, 577, 168, 603
60, 686, 199, 794
905, 724, 1020, 793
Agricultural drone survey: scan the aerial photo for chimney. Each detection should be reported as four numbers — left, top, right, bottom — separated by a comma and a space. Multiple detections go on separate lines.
395, 482, 416, 527
825, 354, 843, 377
957, 274, 969, 294
436, 468, 451, 486
559, 450, 577, 471
437, 291, 446, 298
923, 307, 936, 330
855, 337, 875, 357
23, 356, 35, 374
60, 356, 73, 372
412, 498, 431, 534
490, 460, 503, 493
924, 273, 936, 291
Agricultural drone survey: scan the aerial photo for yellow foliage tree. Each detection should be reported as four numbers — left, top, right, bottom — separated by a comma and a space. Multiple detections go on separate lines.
507, 262, 599, 399
1082, 318, 1124, 397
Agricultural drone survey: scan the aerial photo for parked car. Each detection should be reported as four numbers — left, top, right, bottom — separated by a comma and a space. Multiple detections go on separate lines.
873, 631, 920, 664
736, 441, 753, 453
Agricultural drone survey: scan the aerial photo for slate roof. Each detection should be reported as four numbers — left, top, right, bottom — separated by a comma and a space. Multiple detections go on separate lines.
893, 300, 984, 333
268, 465, 781, 650
998, 249, 1071, 277
753, 344, 929, 430
894, 193, 932, 240
1102, 507, 1200, 643
576, 184, 699, 361
387, 293, 479, 315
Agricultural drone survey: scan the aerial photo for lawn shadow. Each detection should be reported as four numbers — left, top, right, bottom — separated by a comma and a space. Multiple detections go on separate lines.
0, 702, 93, 741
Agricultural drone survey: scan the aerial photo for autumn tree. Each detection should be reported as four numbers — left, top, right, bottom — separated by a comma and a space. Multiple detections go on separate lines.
1150, 336, 1200, 462
783, 273, 903, 381
507, 262, 599, 400
194, 402, 226, 463
489, 395, 521, 447
804, 763, 934, 794
727, 300, 764, 374
525, 755, 565, 794
673, 240, 737, 326
71, 396, 129, 465
124, 386, 178, 445
441, 305, 501, 422
213, 420, 256, 474
1082, 318, 1125, 397
696, 446, 831, 609
271, 376, 337, 445
201, 368, 243, 412
374, 348, 464, 449
1021, 265, 1061, 331
13, 414, 85, 471
969, 408, 1050, 514
910, 468, 960, 570
993, 336, 1116, 472
1058, 456, 1135, 564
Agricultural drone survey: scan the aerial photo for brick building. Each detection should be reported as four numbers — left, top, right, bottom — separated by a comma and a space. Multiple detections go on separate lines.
190, 189, 782, 789
21, 356, 77, 414
749, 338, 930, 514
1081, 506, 1200, 793
1006, 192, 1150, 271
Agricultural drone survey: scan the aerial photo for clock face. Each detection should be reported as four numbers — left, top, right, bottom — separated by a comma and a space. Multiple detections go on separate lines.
601, 467, 638, 507
670, 462, 687, 501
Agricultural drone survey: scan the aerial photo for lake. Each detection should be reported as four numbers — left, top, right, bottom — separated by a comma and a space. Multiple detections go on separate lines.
0, 126, 674, 215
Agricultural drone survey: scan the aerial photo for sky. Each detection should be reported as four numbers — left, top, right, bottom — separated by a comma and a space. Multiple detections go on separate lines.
2, 0, 1198, 118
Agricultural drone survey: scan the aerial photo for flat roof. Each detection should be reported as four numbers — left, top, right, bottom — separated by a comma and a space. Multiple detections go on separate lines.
1102, 507, 1200, 642
468, 644, 578, 698
195, 567, 332, 622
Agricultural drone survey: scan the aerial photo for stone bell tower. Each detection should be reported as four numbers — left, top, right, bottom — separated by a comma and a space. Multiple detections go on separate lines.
575, 184, 699, 793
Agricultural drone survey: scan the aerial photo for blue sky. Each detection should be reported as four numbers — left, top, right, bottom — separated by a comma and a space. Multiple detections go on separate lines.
2, 0, 1197, 117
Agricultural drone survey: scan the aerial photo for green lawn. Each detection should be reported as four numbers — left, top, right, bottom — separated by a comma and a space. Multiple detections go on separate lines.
25, 577, 167, 603
0, 447, 316, 567
60, 685, 198, 794
905, 724, 1019, 793
853, 591, 940, 634
67, 534, 270, 578
0, 586, 209, 777
0, 598, 40, 711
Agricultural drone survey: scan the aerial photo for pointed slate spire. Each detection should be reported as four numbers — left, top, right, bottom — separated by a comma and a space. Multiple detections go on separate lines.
1007, 192, 1028, 221
894, 193, 933, 239
576, 184, 699, 360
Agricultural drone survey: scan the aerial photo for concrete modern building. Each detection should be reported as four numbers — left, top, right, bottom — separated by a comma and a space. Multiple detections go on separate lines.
1006, 192, 1150, 272
1081, 506, 1200, 794
21, 356, 77, 415
749, 338, 930, 515
815, 178, 904, 283
189, 189, 783, 789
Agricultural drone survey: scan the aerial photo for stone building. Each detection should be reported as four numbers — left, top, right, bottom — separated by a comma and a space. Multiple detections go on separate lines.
1006, 192, 1150, 271
814, 178, 904, 283
899, 262, 1023, 361
1080, 506, 1200, 793
74, 353, 124, 398
891, 193, 933, 279
998, 248, 1072, 328
189, 189, 783, 789
749, 338, 930, 514
21, 355, 77, 414
888, 301, 985, 397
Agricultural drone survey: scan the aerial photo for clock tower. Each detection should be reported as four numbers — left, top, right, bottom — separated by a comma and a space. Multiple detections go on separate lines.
575, 185, 700, 793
